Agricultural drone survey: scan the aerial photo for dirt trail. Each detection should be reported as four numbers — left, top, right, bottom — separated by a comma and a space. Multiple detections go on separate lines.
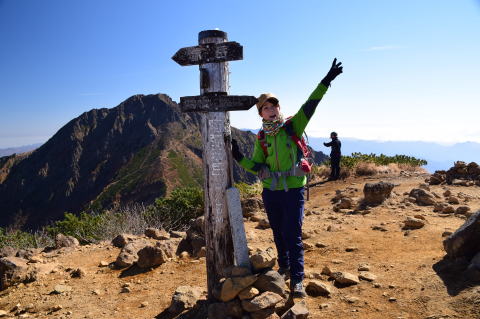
1, 174, 479, 319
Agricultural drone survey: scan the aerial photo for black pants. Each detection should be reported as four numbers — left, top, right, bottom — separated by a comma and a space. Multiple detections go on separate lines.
262, 187, 305, 281
330, 156, 341, 180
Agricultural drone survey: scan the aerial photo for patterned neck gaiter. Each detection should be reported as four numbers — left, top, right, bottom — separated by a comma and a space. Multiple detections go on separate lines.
262, 113, 285, 136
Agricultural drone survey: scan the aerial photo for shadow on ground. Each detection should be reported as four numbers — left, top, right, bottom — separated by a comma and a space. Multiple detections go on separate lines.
155, 300, 208, 319
433, 256, 480, 296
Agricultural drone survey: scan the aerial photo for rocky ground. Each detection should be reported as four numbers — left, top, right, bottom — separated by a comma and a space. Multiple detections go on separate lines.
1, 172, 480, 319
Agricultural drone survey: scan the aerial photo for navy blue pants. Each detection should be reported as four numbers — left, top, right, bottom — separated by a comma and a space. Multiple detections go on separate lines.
262, 187, 305, 281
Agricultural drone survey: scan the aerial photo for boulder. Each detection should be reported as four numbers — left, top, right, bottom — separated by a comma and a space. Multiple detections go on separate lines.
409, 189, 436, 206
167, 286, 203, 314
254, 270, 287, 297
111, 234, 137, 248
241, 198, 264, 218
456, 206, 471, 215
429, 172, 446, 185
0, 257, 36, 289
330, 272, 359, 286
137, 240, 177, 268
443, 210, 480, 260
363, 182, 394, 206
403, 217, 426, 230
443, 205, 455, 214
144, 228, 170, 240
115, 240, 148, 268
238, 286, 260, 300
220, 275, 258, 302
0, 246, 17, 258
250, 248, 277, 272
448, 196, 460, 205
55, 234, 79, 249
280, 301, 309, 319
241, 291, 283, 312
433, 202, 447, 212
305, 280, 333, 297
358, 271, 377, 281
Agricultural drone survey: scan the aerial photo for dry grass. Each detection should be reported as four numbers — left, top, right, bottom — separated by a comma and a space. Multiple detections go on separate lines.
312, 162, 427, 180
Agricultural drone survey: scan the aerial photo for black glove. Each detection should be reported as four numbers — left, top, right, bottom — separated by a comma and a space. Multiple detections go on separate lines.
321, 58, 343, 87
231, 139, 244, 162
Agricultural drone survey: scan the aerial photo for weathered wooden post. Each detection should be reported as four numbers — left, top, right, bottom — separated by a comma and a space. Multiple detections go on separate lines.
172, 30, 257, 299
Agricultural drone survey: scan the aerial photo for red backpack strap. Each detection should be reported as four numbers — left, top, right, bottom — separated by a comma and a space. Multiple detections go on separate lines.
284, 119, 311, 158
257, 130, 268, 157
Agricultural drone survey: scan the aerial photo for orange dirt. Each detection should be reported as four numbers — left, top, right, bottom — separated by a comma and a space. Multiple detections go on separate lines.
1, 174, 479, 319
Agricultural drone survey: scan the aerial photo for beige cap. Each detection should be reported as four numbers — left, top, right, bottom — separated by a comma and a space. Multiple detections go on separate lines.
256, 93, 279, 114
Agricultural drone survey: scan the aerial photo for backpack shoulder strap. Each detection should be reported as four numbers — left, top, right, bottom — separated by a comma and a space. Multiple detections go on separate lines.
257, 130, 268, 157
283, 118, 311, 158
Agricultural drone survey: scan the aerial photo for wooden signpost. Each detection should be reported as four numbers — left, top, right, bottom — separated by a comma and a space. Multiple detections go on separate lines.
172, 30, 256, 299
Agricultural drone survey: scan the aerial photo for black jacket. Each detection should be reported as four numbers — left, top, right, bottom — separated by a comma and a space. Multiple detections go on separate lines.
324, 138, 341, 158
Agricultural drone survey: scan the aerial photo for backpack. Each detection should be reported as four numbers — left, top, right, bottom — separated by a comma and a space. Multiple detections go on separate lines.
256, 117, 314, 173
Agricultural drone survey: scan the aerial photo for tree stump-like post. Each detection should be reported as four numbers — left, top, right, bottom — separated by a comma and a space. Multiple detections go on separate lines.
173, 30, 257, 299
198, 30, 235, 298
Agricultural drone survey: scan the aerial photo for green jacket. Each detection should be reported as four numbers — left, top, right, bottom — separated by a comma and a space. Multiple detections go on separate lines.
239, 83, 328, 190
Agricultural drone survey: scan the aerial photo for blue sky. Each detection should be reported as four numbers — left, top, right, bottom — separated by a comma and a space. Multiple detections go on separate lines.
1, 0, 479, 148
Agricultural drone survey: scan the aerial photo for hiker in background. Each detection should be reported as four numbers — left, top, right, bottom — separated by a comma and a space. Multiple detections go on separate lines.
231, 58, 343, 298
324, 131, 342, 181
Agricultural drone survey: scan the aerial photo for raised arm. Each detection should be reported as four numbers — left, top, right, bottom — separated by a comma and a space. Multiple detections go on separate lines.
291, 58, 343, 136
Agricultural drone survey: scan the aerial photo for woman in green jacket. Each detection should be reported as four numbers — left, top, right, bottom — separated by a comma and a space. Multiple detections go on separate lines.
232, 58, 343, 297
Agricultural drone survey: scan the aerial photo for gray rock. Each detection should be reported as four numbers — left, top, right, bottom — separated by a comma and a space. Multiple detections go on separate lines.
115, 240, 148, 268
53, 284, 72, 294
403, 217, 426, 230
111, 234, 137, 248
145, 228, 170, 240
170, 231, 187, 239
358, 271, 377, 281
305, 280, 333, 297
363, 182, 395, 206
254, 270, 287, 297
238, 286, 260, 300
448, 196, 460, 205
55, 234, 79, 249
0, 257, 36, 289
409, 188, 436, 206
443, 205, 455, 214
280, 300, 309, 319
443, 210, 480, 259
331, 271, 360, 286
250, 248, 277, 272
168, 286, 203, 314
220, 275, 258, 302
241, 291, 283, 312
456, 206, 471, 215
0, 246, 17, 258
136, 240, 177, 269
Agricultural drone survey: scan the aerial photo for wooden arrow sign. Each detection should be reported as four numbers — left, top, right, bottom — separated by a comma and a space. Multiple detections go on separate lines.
172, 41, 243, 66
179, 94, 257, 112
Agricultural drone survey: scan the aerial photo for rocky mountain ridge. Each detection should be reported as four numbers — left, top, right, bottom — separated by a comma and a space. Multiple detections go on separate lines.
0, 93, 327, 230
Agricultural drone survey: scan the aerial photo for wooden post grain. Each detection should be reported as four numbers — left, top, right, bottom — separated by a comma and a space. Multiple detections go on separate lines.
198, 30, 235, 298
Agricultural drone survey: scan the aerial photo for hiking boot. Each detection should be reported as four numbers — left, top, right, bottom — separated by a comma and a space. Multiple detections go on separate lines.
290, 279, 307, 298
278, 267, 290, 281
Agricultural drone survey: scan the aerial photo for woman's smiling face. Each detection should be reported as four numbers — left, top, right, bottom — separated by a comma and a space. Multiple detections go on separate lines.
260, 102, 280, 121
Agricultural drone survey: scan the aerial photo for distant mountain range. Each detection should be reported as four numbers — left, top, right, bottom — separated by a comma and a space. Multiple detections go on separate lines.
310, 138, 479, 173
0, 144, 42, 157
241, 129, 479, 173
